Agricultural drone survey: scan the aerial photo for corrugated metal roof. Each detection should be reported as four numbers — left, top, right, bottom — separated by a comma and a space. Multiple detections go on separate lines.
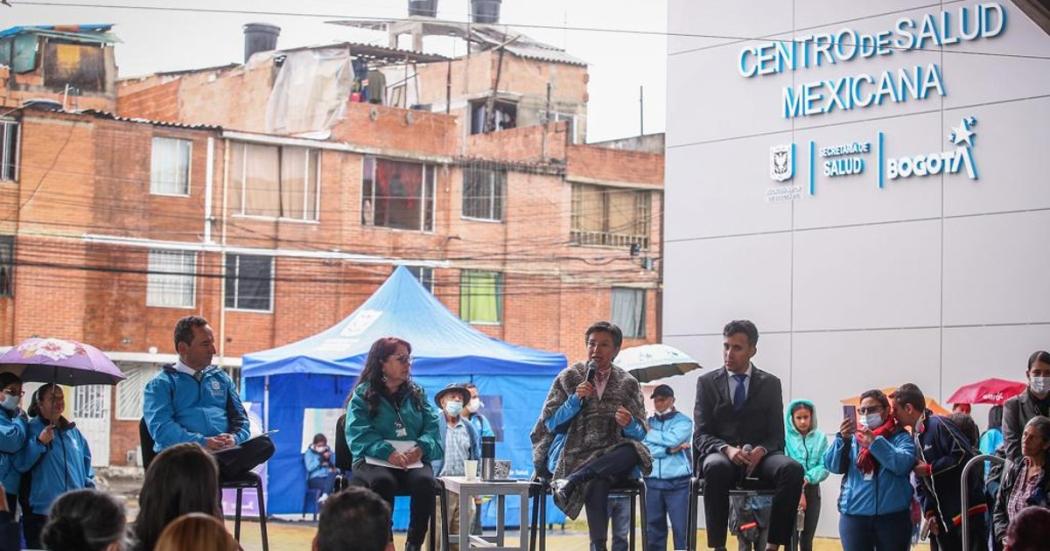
75, 109, 222, 131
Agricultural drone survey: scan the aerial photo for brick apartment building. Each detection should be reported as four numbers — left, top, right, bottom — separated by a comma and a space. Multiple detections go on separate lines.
0, 20, 664, 466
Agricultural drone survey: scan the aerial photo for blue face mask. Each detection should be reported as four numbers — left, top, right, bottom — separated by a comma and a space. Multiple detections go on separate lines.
0, 393, 18, 412
444, 401, 463, 417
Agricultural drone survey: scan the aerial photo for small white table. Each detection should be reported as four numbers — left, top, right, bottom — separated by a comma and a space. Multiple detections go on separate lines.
439, 477, 533, 551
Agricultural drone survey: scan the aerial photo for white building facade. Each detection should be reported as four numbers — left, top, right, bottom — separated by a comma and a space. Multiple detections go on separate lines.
663, 1, 1050, 537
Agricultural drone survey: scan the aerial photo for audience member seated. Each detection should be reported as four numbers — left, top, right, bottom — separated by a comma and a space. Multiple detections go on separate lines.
18, 383, 95, 549
993, 416, 1050, 548
692, 320, 803, 551
143, 315, 274, 480
1003, 506, 1050, 551
530, 321, 651, 551
305, 432, 339, 500
313, 486, 392, 551
154, 513, 238, 551
130, 443, 222, 551
40, 489, 126, 551
347, 337, 442, 551
824, 389, 916, 551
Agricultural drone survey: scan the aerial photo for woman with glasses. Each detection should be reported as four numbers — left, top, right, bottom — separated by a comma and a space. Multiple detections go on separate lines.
346, 337, 442, 551
0, 373, 27, 537
824, 389, 917, 551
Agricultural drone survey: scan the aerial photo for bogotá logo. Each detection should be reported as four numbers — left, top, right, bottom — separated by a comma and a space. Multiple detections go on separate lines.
769, 144, 794, 182
887, 116, 978, 180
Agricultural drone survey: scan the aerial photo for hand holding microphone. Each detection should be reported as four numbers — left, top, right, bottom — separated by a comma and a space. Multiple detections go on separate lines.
575, 360, 598, 401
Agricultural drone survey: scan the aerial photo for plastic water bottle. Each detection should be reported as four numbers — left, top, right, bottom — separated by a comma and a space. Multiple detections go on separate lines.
796, 508, 805, 532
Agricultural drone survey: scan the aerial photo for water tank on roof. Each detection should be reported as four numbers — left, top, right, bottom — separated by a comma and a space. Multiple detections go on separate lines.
243, 23, 281, 63
471, 0, 502, 23
408, 0, 439, 17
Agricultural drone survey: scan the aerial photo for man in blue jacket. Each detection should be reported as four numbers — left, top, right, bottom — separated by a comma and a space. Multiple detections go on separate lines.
893, 383, 986, 551
642, 384, 692, 551
143, 315, 274, 479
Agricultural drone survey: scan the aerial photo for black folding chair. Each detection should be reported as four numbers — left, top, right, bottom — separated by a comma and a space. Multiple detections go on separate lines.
686, 474, 775, 551
139, 418, 270, 551
529, 477, 647, 551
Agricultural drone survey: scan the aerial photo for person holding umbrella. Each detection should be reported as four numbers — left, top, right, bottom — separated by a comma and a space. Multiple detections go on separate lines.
17, 383, 94, 548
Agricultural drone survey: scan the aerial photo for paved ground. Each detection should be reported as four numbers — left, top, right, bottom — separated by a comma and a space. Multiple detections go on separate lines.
226, 519, 934, 551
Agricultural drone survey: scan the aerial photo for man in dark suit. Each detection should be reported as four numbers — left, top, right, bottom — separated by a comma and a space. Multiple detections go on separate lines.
693, 320, 802, 551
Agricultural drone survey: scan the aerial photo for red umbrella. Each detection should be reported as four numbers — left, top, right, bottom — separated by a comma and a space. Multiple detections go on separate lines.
946, 378, 1027, 406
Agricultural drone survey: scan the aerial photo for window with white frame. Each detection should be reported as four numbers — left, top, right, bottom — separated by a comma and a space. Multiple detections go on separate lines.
150, 137, 192, 195
462, 165, 505, 221
146, 250, 196, 308
611, 287, 646, 338
230, 142, 320, 221
406, 266, 434, 293
361, 156, 435, 232
225, 254, 273, 311
460, 270, 503, 324
1, 120, 18, 182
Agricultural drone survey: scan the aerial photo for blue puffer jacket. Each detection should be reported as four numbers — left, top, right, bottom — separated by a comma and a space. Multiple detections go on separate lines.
643, 410, 692, 480
0, 407, 28, 494
824, 428, 917, 516
143, 365, 250, 452
18, 417, 94, 515
784, 399, 830, 486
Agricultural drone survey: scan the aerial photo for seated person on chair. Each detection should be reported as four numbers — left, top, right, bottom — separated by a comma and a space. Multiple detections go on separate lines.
346, 337, 442, 551
305, 433, 339, 501
693, 320, 803, 551
143, 315, 275, 480
431, 384, 480, 550
530, 321, 652, 551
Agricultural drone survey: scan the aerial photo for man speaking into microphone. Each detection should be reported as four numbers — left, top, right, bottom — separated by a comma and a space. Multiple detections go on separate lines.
531, 321, 651, 551
693, 320, 803, 551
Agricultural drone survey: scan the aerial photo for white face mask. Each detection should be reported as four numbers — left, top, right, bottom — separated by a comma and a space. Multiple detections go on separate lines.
0, 394, 18, 412
1031, 376, 1050, 395
860, 413, 883, 429
466, 398, 482, 413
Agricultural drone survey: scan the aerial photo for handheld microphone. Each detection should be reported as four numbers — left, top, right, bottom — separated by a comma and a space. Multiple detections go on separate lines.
586, 360, 597, 383
739, 444, 754, 486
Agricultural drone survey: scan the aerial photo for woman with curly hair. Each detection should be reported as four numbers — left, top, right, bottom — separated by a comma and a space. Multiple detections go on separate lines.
346, 337, 442, 551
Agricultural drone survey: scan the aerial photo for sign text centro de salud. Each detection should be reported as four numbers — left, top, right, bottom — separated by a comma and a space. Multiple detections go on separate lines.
741, 2, 1004, 201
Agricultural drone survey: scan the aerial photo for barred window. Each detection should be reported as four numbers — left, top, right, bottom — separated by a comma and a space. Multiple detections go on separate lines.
462, 166, 505, 221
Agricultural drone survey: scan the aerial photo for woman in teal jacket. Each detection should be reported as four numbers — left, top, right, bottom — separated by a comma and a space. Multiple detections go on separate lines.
18, 384, 94, 549
784, 399, 829, 551
824, 389, 916, 551
347, 337, 442, 551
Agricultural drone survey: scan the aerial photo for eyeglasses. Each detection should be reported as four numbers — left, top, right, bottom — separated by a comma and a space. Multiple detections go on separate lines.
2, 389, 23, 397
394, 354, 413, 365
857, 406, 884, 415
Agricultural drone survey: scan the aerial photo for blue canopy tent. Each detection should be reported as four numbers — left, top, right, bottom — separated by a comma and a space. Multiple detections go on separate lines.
241, 266, 568, 527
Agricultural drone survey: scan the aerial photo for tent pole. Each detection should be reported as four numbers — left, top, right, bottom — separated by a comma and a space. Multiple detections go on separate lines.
264, 376, 270, 431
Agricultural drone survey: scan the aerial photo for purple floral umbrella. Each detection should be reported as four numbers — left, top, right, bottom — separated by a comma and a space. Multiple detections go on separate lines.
0, 337, 125, 386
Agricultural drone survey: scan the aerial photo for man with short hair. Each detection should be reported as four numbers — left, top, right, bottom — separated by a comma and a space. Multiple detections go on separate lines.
643, 384, 692, 551
893, 383, 986, 551
693, 320, 802, 551
313, 486, 392, 551
143, 315, 274, 479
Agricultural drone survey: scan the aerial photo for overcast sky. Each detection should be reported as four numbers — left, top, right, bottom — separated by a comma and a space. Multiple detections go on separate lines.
6, 0, 668, 142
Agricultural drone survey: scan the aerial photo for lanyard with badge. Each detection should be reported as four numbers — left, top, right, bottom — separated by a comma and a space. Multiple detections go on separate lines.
392, 400, 409, 438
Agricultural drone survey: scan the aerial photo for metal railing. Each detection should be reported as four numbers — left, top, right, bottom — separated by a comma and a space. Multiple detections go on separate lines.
961, 453, 1007, 550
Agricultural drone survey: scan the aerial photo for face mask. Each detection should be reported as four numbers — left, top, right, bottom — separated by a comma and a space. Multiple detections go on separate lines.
0, 394, 17, 412
1031, 376, 1050, 395
445, 401, 464, 417
466, 398, 482, 413
860, 413, 883, 429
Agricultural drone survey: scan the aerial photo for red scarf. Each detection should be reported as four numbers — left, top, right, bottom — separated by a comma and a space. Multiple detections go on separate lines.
856, 415, 899, 474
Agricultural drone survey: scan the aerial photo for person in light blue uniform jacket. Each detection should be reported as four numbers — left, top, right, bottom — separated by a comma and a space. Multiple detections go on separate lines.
17, 384, 94, 549
0, 372, 28, 547
824, 389, 916, 551
642, 384, 692, 551
143, 316, 274, 480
